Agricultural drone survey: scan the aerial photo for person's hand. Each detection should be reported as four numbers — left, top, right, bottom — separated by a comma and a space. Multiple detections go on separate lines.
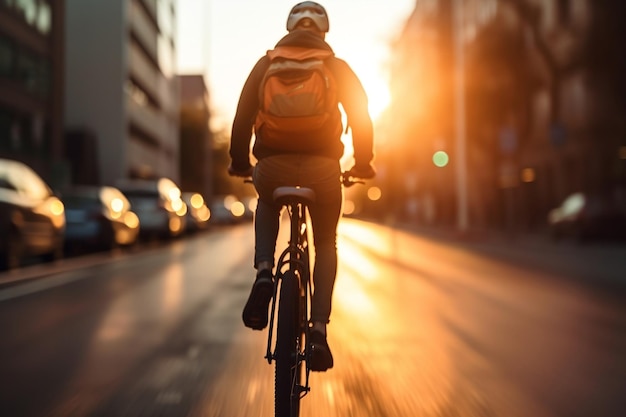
346, 164, 376, 179
228, 164, 254, 178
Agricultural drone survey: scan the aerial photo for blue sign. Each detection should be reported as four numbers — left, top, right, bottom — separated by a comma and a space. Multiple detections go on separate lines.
499, 127, 517, 154
550, 123, 567, 146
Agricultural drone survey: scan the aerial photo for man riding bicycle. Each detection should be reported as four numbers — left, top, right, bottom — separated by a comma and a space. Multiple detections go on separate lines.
228, 1, 375, 372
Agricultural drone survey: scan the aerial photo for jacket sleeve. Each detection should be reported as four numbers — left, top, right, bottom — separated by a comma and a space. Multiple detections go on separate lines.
229, 57, 268, 171
329, 58, 374, 168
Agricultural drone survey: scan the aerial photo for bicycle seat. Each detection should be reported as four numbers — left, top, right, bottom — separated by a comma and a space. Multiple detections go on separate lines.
273, 186, 316, 206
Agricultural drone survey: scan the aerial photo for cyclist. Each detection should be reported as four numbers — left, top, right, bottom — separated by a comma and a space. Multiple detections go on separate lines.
228, 1, 375, 372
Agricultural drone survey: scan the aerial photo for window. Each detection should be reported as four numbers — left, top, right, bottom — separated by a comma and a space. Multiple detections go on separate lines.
0, 35, 14, 77
0, 109, 13, 150
16, 49, 50, 97
125, 79, 148, 106
36, 1, 51, 34
557, 0, 571, 25
15, 0, 37, 25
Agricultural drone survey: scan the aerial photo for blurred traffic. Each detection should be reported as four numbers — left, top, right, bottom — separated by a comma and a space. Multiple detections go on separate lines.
548, 187, 626, 243
0, 158, 65, 270
60, 185, 140, 253
0, 158, 255, 271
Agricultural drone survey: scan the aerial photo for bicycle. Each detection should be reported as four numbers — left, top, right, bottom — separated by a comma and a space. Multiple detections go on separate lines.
257, 173, 363, 417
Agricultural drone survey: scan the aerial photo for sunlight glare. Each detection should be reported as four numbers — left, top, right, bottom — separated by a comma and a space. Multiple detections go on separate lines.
339, 221, 392, 257
347, 60, 391, 121
365, 77, 391, 120
334, 276, 375, 316
339, 242, 378, 282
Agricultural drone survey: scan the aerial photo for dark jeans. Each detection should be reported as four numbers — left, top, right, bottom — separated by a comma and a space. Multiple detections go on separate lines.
253, 154, 342, 323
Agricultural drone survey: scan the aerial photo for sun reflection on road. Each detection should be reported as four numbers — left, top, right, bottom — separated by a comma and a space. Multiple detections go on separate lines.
339, 243, 379, 282
162, 263, 184, 315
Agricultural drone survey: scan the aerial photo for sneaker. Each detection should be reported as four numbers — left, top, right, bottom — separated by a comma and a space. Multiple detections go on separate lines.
309, 329, 334, 371
242, 270, 274, 330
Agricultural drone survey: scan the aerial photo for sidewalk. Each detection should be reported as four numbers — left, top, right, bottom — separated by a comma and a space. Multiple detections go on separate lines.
393, 221, 626, 295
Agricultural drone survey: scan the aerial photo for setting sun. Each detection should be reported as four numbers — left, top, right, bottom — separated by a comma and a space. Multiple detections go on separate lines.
364, 76, 391, 121
348, 60, 391, 121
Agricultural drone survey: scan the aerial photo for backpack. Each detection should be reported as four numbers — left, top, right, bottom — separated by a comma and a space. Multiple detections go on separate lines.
254, 46, 343, 152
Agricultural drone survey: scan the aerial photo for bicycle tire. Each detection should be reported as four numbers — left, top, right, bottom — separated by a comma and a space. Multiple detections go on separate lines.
274, 270, 302, 417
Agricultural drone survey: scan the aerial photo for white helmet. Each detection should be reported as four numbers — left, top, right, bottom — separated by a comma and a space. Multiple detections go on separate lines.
286, 2, 329, 33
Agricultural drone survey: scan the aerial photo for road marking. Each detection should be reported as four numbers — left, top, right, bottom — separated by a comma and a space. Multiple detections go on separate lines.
155, 390, 183, 404
0, 269, 88, 302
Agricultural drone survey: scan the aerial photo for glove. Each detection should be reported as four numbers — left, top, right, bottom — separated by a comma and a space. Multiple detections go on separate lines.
228, 163, 254, 178
346, 164, 376, 179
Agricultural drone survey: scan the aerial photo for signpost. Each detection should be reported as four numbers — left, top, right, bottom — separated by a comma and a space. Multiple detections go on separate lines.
454, 0, 469, 232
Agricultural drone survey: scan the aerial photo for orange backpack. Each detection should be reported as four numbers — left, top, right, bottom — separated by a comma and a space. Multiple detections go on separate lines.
255, 46, 343, 151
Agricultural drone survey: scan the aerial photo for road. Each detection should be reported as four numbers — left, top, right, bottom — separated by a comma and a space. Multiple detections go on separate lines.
0, 219, 625, 417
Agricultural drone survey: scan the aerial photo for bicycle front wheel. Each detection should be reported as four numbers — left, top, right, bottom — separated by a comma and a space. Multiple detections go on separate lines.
274, 270, 303, 417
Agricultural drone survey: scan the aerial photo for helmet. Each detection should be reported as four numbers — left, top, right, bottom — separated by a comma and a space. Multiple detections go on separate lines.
286, 2, 329, 33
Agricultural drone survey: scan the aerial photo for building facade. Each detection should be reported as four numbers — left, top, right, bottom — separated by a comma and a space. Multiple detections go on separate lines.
64, 0, 179, 185
178, 74, 213, 200
0, 0, 66, 187
384, 0, 625, 231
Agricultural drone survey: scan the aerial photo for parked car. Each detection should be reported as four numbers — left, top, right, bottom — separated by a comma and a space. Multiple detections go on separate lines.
209, 199, 238, 225
548, 188, 626, 242
115, 178, 187, 239
60, 185, 140, 253
0, 158, 65, 270
182, 192, 211, 233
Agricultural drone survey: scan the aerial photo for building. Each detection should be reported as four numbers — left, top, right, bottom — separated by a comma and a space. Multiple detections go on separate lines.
0, 0, 67, 187
385, 0, 625, 231
178, 74, 213, 200
64, 0, 179, 185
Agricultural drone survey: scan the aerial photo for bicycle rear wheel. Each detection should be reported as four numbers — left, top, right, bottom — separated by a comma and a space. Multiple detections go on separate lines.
274, 270, 303, 417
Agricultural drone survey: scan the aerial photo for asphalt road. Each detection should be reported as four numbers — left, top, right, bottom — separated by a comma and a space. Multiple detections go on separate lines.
0, 219, 624, 417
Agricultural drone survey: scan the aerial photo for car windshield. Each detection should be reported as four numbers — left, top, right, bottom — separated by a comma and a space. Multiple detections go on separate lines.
63, 195, 100, 207
121, 190, 161, 208
0, 160, 50, 200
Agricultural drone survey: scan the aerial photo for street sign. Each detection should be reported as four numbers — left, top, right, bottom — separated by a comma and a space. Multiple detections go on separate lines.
550, 123, 567, 146
499, 127, 517, 154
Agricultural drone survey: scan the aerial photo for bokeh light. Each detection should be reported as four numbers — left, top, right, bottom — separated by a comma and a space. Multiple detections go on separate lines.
230, 201, 245, 217
521, 168, 536, 183
432, 151, 449, 168
367, 187, 382, 201
343, 199, 356, 215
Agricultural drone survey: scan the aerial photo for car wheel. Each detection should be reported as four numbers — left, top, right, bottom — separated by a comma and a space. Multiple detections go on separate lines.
572, 226, 589, 244
1, 232, 23, 270
549, 227, 560, 242
104, 224, 119, 251
42, 238, 63, 263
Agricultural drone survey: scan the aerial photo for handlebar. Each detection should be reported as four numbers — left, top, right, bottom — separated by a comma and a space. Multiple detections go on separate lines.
239, 172, 366, 188
341, 172, 365, 188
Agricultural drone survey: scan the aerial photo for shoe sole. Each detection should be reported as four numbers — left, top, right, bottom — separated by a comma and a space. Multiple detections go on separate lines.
242, 281, 273, 330
309, 342, 334, 372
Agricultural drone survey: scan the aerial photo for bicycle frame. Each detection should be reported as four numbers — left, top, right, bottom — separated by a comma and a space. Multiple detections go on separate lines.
265, 187, 315, 417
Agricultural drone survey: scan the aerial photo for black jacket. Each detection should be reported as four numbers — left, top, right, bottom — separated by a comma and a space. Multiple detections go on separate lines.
230, 29, 374, 172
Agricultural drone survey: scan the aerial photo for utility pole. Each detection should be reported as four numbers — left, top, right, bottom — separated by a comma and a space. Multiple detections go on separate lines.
454, 0, 469, 232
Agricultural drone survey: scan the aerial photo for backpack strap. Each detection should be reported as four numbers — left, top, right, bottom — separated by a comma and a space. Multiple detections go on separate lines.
267, 46, 334, 62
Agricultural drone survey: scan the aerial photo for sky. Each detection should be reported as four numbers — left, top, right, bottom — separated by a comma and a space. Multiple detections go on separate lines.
176, 0, 416, 130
